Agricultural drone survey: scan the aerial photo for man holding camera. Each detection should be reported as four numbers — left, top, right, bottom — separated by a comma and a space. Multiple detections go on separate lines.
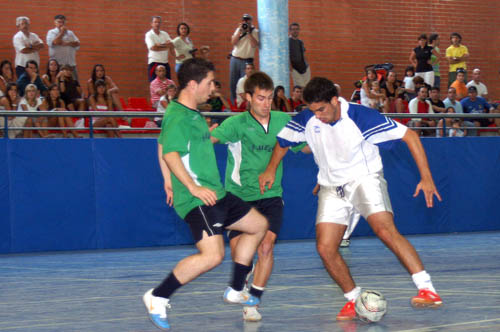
229, 14, 259, 105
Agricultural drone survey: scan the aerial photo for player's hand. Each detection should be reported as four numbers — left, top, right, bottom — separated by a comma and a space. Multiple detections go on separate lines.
208, 123, 219, 133
190, 185, 217, 206
164, 183, 174, 207
312, 183, 320, 196
259, 170, 275, 194
413, 178, 442, 208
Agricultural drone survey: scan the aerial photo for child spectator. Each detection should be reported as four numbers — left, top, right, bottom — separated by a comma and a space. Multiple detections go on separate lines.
155, 84, 177, 127
449, 118, 466, 137
360, 69, 382, 109
402, 66, 416, 100
370, 80, 386, 111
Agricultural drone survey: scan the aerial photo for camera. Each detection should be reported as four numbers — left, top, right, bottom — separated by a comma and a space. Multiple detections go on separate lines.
242, 23, 249, 30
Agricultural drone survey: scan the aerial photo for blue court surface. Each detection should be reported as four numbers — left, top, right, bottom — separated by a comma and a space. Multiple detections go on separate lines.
1, 231, 499, 332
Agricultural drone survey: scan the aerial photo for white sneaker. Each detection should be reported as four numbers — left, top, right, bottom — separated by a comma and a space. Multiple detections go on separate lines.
340, 239, 350, 247
223, 287, 260, 306
143, 288, 171, 330
243, 306, 262, 321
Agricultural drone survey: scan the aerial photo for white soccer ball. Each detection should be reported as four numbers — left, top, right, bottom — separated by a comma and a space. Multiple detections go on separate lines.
355, 290, 387, 323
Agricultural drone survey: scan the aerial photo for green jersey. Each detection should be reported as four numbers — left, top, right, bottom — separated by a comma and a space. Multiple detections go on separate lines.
211, 111, 291, 202
158, 100, 226, 218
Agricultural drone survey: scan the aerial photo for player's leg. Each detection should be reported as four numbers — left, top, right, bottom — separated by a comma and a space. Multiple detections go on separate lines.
341, 211, 360, 247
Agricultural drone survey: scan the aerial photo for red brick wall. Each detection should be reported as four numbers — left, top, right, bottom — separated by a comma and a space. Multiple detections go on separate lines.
2, 0, 499, 103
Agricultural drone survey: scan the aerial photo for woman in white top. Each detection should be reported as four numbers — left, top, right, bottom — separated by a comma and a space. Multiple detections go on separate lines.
88, 79, 121, 138
172, 23, 195, 73
360, 69, 383, 109
18, 84, 43, 138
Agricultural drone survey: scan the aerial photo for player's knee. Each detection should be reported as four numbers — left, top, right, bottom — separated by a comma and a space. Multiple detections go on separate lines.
316, 242, 337, 259
200, 249, 225, 270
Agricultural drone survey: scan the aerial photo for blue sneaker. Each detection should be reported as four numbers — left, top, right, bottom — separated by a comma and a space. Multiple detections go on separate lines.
143, 288, 171, 330
223, 287, 260, 306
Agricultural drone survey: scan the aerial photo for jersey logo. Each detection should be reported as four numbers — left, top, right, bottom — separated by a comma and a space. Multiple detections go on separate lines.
213, 223, 223, 227
314, 125, 321, 133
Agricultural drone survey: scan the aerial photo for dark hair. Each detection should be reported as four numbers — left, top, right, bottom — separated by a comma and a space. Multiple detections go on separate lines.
177, 22, 190, 36
430, 86, 440, 92
93, 79, 108, 99
429, 33, 439, 43
214, 80, 222, 88
3, 83, 18, 109
45, 58, 60, 79
293, 85, 303, 90
244, 71, 274, 96
272, 85, 286, 111
405, 66, 415, 75
177, 58, 215, 91
91, 64, 105, 83
412, 76, 424, 85
450, 32, 462, 42
47, 83, 63, 109
303, 77, 338, 104
456, 68, 466, 74
418, 33, 428, 41
289, 22, 300, 29
54, 14, 66, 20
0, 60, 14, 79
416, 85, 428, 94
25, 60, 38, 69
151, 16, 161, 22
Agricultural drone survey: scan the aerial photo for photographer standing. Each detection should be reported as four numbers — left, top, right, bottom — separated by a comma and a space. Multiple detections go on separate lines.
229, 14, 259, 104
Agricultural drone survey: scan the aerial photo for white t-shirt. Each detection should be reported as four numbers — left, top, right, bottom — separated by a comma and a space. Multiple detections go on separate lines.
18, 97, 43, 111
466, 80, 488, 98
236, 76, 247, 106
276, 97, 407, 186
172, 37, 194, 64
13, 31, 43, 67
403, 76, 415, 91
46, 28, 80, 66
408, 98, 434, 121
231, 28, 259, 59
145, 29, 172, 64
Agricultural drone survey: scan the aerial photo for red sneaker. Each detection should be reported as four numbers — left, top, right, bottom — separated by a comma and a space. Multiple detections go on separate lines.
411, 289, 443, 308
336, 300, 356, 321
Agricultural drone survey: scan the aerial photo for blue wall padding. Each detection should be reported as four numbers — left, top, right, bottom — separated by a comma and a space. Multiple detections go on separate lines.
0, 137, 498, 253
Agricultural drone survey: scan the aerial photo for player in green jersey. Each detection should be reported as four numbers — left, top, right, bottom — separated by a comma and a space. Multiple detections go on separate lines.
143, 58, 268, 331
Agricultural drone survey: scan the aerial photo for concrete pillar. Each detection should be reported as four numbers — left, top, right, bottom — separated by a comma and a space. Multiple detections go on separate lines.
257, 0, 289, 95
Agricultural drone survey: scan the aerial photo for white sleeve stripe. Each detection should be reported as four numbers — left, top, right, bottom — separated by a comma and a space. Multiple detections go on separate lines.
285, 122, 305, 133
278, 126, 305, 142
363, 119, 398, 140
361, 117, 394, 137
289, 120, 305, 130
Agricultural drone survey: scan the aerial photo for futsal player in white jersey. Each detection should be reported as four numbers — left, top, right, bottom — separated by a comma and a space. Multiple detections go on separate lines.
259, 77, 443, 320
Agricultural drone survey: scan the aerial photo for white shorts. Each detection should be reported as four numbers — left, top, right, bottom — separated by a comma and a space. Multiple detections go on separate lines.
316, 172, 393, 226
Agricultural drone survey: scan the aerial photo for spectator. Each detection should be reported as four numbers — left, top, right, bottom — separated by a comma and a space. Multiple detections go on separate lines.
370, 80, 386, 111
172, 23, 195, 73
16, 60, 47, 97
199, 45, 210, 60
289, 85, 304, 111
381, 70, 404, 113
0, 83, 26, 138
429, 33, 441, 88
492, 105, 500, 136
461, 86, 495, 136
41, 58, 60, 88
13, 16, 44, 79
150, 65, 175, 108
0, 60, 16, 97
18, 83, 43, 138
360, 69, 383, 109
46, 14, 80, 81
436, 106, 458, 137
57, 64, 85, 112
409, 34, 438, 87
87, 64, 123, 111
235, 62, 255, 108
229, 13, 259, 104
272, 85, 291, 112
427, 87, 446, 113
446, 32, 469, 87
450, 69, 467, 100
155, 84, 177, 127
145, 16, 174, 82
402, 66, 416, 100
205, 81, 231, 112
89, 79, 121, 138
449, 118, 466, 137
408, 86, 435, 136
443, 87, 475, 136
466, 68, 488, 100
289, 22, 310, 88
40, 83, 80, 138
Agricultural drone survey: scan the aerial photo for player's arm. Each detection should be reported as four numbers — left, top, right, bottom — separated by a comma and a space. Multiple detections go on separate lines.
158, 143, 173, 206
401, 129, 442, 208
163, 151, 217, 206
259, 142, 289, 194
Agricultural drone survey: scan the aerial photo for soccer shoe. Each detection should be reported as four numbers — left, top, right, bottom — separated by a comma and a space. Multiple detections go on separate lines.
223, 287, 260, 306
243, 305, 262, 321
244, 263, 256, 291
340, 239, 351, 248
336, 300, 356, 321
411, 289, 443, 308
143, 288, 171, 330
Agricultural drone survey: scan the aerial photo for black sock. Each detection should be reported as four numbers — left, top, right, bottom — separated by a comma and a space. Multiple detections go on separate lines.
230, 262, 252, 291
249, 285, 264, 299
152, 272, 182, 299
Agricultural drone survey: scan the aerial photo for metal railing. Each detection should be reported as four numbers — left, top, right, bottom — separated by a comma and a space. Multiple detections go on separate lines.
1, 110, 499, 138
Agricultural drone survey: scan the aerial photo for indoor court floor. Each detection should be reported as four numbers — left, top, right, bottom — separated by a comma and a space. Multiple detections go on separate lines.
1, 232, 499, 332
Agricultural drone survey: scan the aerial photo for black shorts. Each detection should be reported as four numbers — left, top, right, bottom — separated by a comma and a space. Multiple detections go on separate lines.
184, 192, 252, 243
227, 196, 284, 241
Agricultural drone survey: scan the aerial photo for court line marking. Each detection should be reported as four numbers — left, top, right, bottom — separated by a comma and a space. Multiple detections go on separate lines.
396, 317, 500, 332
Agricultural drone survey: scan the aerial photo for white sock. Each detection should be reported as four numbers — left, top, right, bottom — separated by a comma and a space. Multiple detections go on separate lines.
412, 270, 436, 293
344, 286, 361, 302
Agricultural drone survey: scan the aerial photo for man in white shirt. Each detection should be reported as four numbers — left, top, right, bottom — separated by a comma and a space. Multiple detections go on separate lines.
229, 14, 259, 104
46, 14, 80, 81
145, 16, 174, 82
235, 63, 254, 107
259, 77, 443, 321
466, 68, 488, 100
408, 86, 435, 136
12, 16, 44, 79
